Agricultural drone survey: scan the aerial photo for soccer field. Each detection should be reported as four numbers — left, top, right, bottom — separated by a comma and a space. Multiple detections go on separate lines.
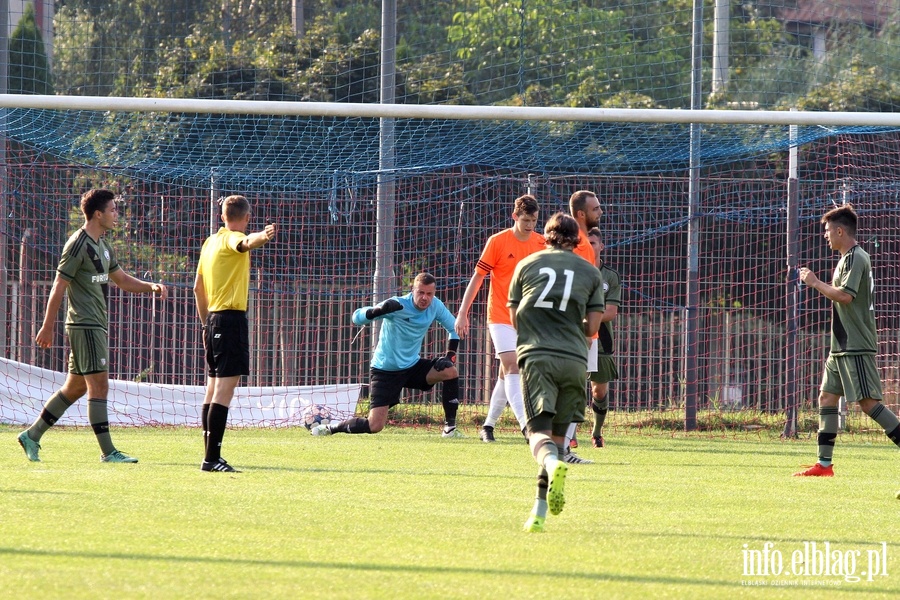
1, 425, 898, 599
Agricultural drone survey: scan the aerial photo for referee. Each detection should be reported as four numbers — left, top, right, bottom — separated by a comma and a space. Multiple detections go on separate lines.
194, 195, 276, 473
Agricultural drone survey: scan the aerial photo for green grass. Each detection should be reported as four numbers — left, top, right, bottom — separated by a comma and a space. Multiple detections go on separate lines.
1, 425, 898, 599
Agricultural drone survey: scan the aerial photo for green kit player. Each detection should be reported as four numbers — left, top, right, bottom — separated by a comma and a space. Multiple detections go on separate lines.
795, 204, 900, 476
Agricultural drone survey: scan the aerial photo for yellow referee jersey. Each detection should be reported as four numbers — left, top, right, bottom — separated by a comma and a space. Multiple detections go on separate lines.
197, 227, 250, 312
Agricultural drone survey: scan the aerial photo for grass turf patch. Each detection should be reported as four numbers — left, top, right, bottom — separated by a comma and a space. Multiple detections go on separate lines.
1, 424, 898, 598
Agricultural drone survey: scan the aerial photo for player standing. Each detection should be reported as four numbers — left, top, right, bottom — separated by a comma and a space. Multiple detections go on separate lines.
455, 194, 544, 442
561, 190, 603, 463
794, 204, 900, 476
585, 227, 621, 448
509, 212, 605, 532
194, 194, 276, 473
311, 273, 463, 437
18, 189, 169, 463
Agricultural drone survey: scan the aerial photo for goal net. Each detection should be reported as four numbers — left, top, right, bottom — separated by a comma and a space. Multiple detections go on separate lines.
1, 0, 899, 435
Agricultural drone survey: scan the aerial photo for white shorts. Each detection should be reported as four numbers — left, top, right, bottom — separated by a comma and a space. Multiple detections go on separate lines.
488, 323, 517, 357
586, 338, 598, 372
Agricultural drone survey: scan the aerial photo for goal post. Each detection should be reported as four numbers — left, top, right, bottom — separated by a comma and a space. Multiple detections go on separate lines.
1, 94, 899, 435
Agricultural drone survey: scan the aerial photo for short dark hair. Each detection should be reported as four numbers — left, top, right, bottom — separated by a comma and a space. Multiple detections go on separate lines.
587, 227, 601, 241
80, 189, 116, 220
822, 204, 857, 238
414, 272, 436, 287
221, 195, 251, 222
513, 194, 539, 216
544, 212, 580, 250
569, 190, 597, 216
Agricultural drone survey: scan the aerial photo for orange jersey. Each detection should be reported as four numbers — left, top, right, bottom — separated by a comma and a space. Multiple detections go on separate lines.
573, 228, 598, 340
476, 228, 546, 324
574, 229, 595, 265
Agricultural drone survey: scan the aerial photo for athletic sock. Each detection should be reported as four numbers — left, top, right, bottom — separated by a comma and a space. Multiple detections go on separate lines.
591, 394, 609, 438
817, 406, 840, 467
205, 403, 229, 462
88, 398, 116, 456
564, 422, 577, 449
28, 391, 74, 442
483, 379, 506, 428
441, 377, 460, 428
201, 402, 211, 452
331, 417, 372, 434
531, 467, 549, 518
504, 373, 527, 430
868, 403, 900, 448
530, 433, 558, 469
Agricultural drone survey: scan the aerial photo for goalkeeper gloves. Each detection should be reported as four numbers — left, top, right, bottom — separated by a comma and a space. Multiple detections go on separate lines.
365, 298, 403, 320
434, 339, 460, 372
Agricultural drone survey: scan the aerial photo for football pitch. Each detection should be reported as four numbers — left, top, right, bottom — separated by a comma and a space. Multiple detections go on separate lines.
1, 425, 898, 599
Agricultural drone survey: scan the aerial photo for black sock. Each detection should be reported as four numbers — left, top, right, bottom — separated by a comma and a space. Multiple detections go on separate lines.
205, 403, 229, 462
201, 403, 211, 452
887, 424, 900, 448
442, 378, 460, 427
331, 417, 371, 434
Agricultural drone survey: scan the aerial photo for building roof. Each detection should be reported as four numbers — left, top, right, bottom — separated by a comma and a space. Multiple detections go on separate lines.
778, 0, 897, 27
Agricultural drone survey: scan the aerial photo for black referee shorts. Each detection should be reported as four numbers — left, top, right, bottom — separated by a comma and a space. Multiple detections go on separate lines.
205, 310, 250, 378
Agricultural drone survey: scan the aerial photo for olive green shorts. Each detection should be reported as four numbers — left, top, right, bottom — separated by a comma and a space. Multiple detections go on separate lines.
589, 355, 619, 384
520, 354, 587, 436
820, 353, 882, 403
66, 326, 109, 375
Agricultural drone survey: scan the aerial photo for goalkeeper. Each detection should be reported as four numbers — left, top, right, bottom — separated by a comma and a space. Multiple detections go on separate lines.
311, 272, 463, 437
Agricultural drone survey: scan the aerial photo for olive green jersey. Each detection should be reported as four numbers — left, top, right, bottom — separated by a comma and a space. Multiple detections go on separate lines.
56, 229, 121, 330
508, 248, 605, 364
830, 245, 877, 356
598, 262, 622, 356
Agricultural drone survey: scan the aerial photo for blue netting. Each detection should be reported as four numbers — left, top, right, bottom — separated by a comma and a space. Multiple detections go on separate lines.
5, 107, 899, 191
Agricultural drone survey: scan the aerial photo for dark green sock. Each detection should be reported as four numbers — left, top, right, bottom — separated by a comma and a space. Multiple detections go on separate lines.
591, 394, 609, 438
88, 398, 116, 456
868, 403, 900, 448
817, 406, 840, 467
28, 391, 75, 442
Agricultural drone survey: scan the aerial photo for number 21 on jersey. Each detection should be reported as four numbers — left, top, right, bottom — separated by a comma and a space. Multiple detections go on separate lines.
534, 267, 574, 311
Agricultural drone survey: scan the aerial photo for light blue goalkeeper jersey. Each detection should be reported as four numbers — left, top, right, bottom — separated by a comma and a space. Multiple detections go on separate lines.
352, 292, 459, 371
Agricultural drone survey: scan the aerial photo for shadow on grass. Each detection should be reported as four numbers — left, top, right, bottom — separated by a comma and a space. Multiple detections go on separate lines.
3, 545, 893, 593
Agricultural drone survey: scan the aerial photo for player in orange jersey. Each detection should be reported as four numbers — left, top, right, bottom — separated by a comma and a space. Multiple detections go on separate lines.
456, 194, 544, 442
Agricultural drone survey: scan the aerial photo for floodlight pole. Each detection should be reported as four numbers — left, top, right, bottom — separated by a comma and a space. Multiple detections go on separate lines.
373, 0, 397, 342
684, 0, 704, 431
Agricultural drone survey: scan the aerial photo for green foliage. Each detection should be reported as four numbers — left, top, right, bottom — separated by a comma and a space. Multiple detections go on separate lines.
792, 62, 900, 113
8, 3, 54, 95
51, 0, 900, 112
67, 204, 192, 282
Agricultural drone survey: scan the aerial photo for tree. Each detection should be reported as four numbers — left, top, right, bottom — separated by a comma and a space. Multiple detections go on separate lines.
9, 3, 54, 95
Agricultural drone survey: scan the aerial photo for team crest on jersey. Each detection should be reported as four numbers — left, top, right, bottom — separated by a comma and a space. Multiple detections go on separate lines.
603, 282, 610, 293
101, 358, 106, 366
104, 250, 110, 261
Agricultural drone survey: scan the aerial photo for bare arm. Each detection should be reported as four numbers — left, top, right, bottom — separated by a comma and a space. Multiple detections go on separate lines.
35, 275, 69, 349
455, 271, 486, 339
799, 267, 853, 304
109, 269, 169, 299
194, 272, 209, 324
583, 311, 603, 338
600, 304, 618, 324
237, 223, 276, 252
